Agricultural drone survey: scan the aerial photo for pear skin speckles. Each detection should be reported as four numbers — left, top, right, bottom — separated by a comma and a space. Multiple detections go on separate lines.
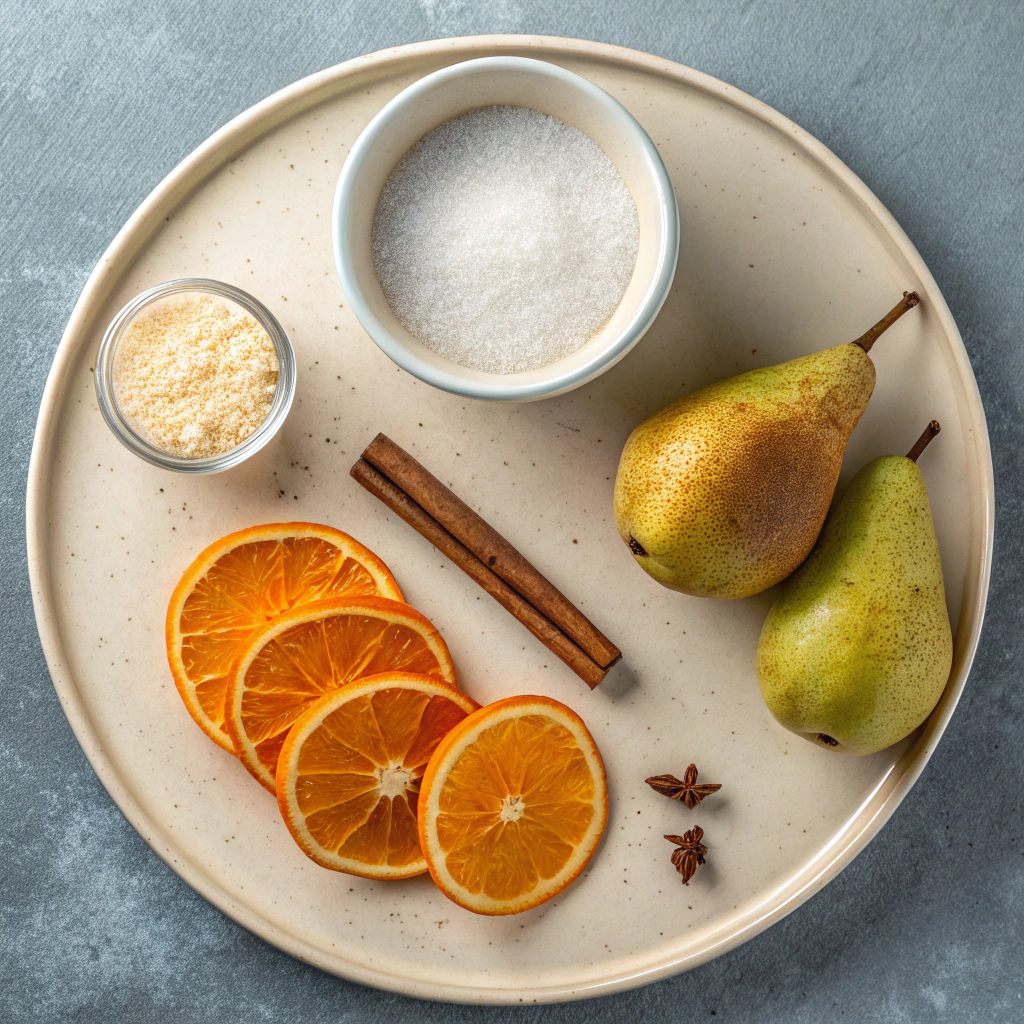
613, 343, 875, 598
756, 456, 953, 755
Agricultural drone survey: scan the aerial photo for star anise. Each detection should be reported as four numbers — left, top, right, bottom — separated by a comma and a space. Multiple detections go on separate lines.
665, 827, 708, 885
646, 764, 722, 808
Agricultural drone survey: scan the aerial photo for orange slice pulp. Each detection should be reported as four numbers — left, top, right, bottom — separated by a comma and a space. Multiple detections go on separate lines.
276, 672, 478, 878
227, 596, 457, 792
417, 695, 608, 915
166, 523, 402, 753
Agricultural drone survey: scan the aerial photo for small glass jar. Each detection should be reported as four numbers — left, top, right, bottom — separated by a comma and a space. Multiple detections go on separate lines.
95, 278, 296, 473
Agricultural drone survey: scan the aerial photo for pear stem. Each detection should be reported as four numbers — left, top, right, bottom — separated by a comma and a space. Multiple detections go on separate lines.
853, 291, 920, 352
906, 421, 941, 462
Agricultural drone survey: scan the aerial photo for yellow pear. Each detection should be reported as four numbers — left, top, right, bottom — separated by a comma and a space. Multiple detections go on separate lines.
614, 293, 920, 598
756, 423, 952, 755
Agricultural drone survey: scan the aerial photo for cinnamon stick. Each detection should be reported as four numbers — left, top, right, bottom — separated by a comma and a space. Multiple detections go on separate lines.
361, 433, 622, 669
350, 458, 609, 688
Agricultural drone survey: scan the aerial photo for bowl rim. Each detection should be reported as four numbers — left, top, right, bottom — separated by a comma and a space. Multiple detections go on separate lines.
332, 55, 680, 401
93, 277, 296, 474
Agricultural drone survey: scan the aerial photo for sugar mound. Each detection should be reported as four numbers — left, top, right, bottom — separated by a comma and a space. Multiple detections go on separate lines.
371, 105, 640, 375
113, 294, 278, 458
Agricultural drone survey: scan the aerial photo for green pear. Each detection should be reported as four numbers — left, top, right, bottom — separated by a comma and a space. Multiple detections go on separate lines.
756, 422, 952, 755
614, 293, 920, 598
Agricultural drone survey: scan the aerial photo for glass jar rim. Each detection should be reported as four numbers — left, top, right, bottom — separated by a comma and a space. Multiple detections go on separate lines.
94, 278, 296, 474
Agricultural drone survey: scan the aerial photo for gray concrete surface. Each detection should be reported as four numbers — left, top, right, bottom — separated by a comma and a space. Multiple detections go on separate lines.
1, 1, 1021, 1020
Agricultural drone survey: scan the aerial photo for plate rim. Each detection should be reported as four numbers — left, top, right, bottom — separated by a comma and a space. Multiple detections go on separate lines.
25, 33, 994, 1005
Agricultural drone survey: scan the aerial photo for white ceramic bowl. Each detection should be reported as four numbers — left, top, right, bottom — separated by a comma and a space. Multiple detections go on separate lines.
332, 56, 679, 401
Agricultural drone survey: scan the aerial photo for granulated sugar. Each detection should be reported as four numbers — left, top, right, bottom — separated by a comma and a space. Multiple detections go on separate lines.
114, 294, 278, 458
372, 106, 639, 374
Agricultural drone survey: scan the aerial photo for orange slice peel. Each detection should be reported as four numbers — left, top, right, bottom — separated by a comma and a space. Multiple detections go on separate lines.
166, 523, 402, 753
418, 695, 608, 915
276, 671, 478, 878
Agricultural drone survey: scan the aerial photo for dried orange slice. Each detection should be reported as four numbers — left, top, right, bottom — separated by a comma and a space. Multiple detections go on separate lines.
166, 523, 402, 754
418, 695, 608, 916
227, 597, 457, 792
276, 672, 478, 878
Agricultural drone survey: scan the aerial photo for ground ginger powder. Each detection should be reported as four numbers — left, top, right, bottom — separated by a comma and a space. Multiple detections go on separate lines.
114, 294, 279, 459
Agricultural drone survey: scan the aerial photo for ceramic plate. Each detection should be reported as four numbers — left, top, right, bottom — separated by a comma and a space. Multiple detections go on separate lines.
26, 35, 992, 1004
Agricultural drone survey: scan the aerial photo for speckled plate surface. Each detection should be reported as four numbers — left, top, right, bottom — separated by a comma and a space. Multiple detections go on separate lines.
26, 35, 992, 1004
